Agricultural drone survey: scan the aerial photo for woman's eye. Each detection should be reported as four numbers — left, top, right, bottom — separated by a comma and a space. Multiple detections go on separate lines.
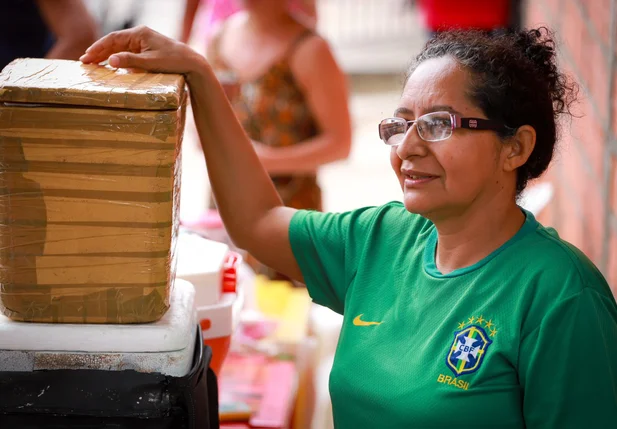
429, 119, 450, 128
390, 124, 405, 135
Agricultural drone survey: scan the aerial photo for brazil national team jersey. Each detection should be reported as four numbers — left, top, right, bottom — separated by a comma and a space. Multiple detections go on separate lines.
289, 202, 617, 429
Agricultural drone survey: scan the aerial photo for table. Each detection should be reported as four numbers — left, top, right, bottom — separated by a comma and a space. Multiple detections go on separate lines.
219, 352, 298, 429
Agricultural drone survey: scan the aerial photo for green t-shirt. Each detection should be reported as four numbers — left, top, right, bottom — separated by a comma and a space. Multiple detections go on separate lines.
289, 201, 617, 429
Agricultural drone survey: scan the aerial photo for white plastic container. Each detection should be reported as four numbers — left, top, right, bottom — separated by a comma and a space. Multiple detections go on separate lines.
0, 279, 197, 377
175, 229, 246, 375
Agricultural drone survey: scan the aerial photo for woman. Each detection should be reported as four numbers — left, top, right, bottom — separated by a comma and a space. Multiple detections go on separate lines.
81, 26, 617, 427
203, 0, 348, 214
202, 0, 350, 278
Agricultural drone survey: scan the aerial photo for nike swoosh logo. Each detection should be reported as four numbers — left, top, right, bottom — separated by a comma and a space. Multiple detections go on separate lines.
353, 314, 383, 326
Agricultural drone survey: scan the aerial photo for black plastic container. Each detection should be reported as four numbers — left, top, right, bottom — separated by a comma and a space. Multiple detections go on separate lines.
0, 326, 219, 428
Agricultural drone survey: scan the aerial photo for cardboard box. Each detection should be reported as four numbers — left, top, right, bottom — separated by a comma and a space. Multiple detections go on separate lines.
0, 58, 186, 323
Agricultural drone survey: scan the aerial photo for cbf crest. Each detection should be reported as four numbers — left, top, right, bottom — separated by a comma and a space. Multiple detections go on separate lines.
446, 317, 495, 376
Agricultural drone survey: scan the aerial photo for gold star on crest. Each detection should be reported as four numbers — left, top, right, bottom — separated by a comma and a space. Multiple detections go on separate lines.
485, 319, 494, 329
476, 315, 485, 325
468, 316, 476, 324
457, 321, 466, 329
490, 328, 498, 337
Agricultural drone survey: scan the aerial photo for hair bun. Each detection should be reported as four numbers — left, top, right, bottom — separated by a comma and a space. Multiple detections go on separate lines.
513, 27, 575, 115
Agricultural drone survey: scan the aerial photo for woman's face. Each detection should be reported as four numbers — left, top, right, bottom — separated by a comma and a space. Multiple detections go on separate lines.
390, 56, 511, 219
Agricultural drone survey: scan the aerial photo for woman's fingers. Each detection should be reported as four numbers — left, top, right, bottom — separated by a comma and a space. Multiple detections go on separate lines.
80, 26, 154, 65
108, 52, 144, 69
79, 25, 202, 75
80, 31, 127, 64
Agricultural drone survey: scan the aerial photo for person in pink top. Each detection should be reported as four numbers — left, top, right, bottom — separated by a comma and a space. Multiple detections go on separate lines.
180, 0, 317, 44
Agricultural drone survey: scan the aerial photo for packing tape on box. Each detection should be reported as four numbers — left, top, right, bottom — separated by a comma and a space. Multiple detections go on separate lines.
0, 95, 185, 324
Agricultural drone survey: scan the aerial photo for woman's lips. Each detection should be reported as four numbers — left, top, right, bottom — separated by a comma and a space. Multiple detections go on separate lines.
403, 174, 437, 188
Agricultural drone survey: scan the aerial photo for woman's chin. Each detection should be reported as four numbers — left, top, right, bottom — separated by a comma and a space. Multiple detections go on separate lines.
402, 194, 439, 216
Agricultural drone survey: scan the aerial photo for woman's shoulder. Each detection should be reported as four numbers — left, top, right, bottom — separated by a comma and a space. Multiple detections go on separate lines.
288, 29, 330, 60
518, 220, 611, 297
512, 223, 616, 344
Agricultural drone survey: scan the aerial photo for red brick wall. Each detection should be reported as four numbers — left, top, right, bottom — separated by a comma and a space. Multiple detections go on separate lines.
525, 0, 617, 295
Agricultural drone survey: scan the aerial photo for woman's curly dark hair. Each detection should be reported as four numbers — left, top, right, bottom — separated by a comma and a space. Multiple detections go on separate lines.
407, 27, 578, 194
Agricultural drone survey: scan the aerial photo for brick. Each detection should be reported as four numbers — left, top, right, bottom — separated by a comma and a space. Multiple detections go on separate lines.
558, 134, 604, 262
525, 0, 547, 27
613, 69, 617, 138
558, 135, 586, 196
586, 39, 610, 113
580, 181, 606, 263
553, 172, 584, 249
555, 139, 583, 192
615, 22, 617, 61
578, 24, 596, 93
561, 0, 584, 70
542, 159, 562, 229
570, 105, 606, 180
556, 140, 608, 264
582, 0, 612, 47
545, 0, 561, 15
608, 231, 617, 296
526, 154, 560, 228
611, 155, 617, 215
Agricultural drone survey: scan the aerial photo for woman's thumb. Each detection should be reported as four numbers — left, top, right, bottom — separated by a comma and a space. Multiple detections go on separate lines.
109, 52, 143, 69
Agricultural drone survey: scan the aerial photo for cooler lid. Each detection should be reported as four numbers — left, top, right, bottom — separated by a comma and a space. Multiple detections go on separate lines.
0, 279, 197, 353
0, 58, 185, 111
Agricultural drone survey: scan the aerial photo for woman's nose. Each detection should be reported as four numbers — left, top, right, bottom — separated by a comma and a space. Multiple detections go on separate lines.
395, 124, 428, 160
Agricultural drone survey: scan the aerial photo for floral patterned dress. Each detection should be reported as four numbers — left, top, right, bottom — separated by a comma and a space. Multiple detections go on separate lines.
210, 28, 322, 279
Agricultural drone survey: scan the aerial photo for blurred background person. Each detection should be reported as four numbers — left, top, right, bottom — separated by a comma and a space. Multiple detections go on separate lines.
204, 0, 351, 279
0, 0, 98, 70
180, 0, 317, 45
180, 0, 237, 45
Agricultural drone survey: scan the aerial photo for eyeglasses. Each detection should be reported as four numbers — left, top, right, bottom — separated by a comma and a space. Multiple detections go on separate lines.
378, 111, 509, 145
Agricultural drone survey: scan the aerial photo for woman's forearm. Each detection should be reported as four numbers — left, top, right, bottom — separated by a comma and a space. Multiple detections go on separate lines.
186, 58, 283, 247
254, 134, 351, 175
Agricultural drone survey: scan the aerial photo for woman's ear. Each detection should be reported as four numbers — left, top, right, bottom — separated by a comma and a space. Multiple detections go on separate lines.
503, 125, 536, 172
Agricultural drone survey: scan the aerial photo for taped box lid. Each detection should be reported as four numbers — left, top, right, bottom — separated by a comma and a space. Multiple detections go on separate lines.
0, 58, 185, 111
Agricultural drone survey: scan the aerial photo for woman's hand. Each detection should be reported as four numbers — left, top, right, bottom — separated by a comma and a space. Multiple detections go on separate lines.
79, 25, 206, 77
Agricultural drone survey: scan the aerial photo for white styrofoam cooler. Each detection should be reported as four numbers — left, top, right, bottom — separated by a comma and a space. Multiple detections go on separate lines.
176, 229, 247, 374
176, 229, 230, 307
0, 279, 197, 377
176, 230, 244, 335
